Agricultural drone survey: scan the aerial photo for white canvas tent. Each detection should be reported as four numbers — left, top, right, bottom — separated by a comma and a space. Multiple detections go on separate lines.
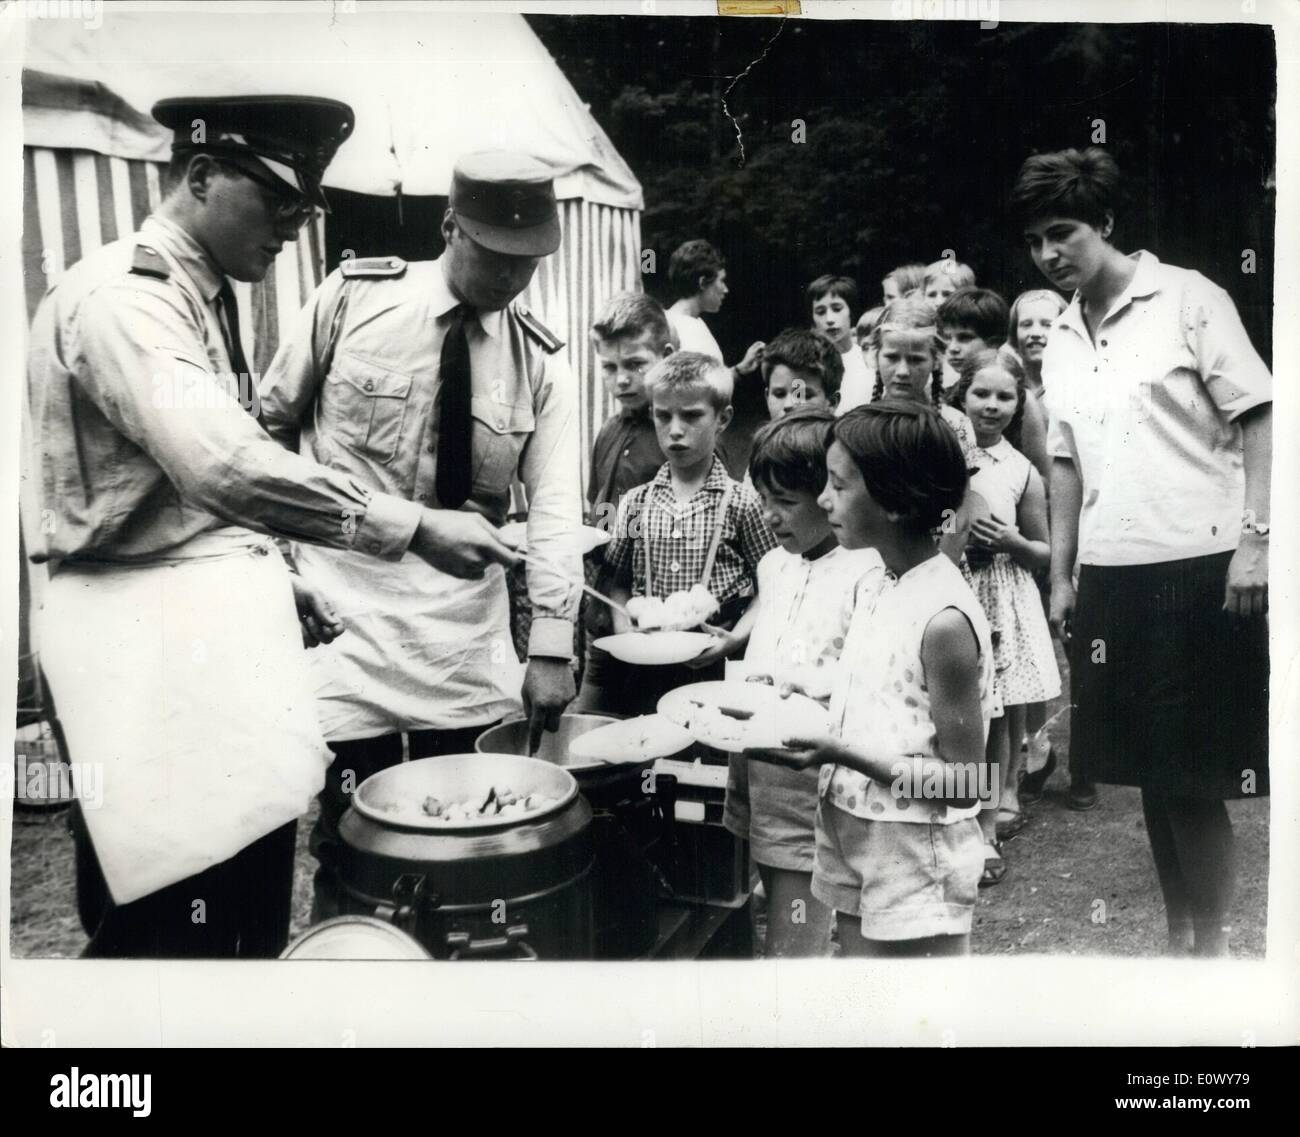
15, 4, 645, 717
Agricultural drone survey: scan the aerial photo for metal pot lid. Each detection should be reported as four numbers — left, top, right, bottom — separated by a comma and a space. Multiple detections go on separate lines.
353, 752, 579, 832
280, 916, 431, 960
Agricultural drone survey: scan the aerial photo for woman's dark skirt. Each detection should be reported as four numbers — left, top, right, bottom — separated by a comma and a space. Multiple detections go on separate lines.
1069, 551, 1269, 800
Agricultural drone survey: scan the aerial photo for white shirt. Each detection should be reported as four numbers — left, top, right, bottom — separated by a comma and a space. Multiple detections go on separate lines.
744, 545, 886, 684
667, 309, 724, 362
836, 343, 873, 413
821, 554, 995, 825
1042, 251, 1271, 566
968, 437, 1032, 524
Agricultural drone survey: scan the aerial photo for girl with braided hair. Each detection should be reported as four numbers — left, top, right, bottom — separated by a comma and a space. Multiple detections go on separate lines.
866, 297, 978, 459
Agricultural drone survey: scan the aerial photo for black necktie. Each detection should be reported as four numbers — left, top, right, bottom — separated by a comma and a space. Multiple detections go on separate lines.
436, 303, 474, 509
217, 280, 257, 419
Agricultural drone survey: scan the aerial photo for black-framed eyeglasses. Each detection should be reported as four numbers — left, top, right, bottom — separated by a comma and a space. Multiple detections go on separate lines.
223, 160, 318, 229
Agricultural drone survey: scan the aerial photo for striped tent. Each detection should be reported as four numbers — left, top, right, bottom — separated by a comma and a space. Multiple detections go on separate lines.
21, 147, 327, 373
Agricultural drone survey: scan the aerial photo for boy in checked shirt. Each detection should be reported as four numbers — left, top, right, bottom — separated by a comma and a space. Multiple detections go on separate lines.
573, 293, 676, 712
592, 353, 777, 716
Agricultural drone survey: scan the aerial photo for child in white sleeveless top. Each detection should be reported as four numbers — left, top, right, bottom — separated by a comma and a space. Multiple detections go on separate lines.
748, 402, 995, 957
952, 349, 1060, 877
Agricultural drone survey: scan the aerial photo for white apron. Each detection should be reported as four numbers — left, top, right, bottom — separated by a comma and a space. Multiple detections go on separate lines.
293, 543, 526, 741
38, 530, 331, 905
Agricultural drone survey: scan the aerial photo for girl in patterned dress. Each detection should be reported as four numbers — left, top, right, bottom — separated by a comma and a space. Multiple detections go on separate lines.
952, 349, 1060, 877
747, 402, 995, 957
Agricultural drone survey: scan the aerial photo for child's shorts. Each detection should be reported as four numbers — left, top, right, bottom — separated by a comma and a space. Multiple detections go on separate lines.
811, 800, 984, 940
724, 753, 820, 873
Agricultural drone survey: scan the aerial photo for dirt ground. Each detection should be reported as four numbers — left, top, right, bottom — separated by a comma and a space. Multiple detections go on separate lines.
7, 640, 1272, 959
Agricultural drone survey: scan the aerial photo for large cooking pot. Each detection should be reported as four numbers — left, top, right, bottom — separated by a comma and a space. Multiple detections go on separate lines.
476, 715, 678, 960
334, 753, 595, 960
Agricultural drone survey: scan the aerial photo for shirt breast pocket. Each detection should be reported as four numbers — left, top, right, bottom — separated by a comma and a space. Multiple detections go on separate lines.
326, 353, 413, 463
470, 394, 534, 497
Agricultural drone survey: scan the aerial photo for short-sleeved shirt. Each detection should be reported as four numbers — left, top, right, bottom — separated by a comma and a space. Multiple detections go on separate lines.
604, 457, 777, 614
667, 309, 724, 361
821, 553, 995, 825
1042, 251, 1272, 566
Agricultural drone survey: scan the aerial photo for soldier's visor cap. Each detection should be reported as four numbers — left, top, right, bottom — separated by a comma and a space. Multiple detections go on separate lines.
450, 151, 561, 257
152, 95, 354, 211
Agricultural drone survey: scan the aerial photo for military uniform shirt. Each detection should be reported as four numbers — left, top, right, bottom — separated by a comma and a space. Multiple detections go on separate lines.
26, 215, 422, 566
258, 255, 582, 736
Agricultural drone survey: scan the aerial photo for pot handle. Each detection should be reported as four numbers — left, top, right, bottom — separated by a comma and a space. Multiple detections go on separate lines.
446, 923, 538, 961
375, 873, 433, 935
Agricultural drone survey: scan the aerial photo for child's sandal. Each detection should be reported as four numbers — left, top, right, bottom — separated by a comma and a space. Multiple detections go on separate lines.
979, 838, 1008, 888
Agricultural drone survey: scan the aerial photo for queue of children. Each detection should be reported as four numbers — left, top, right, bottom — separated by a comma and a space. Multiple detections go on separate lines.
572, 139, 1271, 961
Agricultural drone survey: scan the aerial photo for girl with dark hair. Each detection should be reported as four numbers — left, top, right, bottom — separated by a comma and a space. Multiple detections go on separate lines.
749, 402, 996, 957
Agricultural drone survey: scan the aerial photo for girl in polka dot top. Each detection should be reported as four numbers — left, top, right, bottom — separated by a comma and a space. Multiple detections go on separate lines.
748, 401, 995, 957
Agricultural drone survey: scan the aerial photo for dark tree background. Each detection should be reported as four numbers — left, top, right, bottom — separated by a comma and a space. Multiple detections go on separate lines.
526, 16, 1275, 367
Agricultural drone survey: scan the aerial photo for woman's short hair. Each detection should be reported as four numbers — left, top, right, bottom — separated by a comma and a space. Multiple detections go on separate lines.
1009, 146, 1120, 230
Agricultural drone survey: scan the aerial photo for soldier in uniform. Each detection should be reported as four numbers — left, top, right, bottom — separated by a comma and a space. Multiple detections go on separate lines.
259, 151, 583, 920
26, 96, 518, 958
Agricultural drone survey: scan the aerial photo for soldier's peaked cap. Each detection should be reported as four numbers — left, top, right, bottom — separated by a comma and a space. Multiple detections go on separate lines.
152, 95, 355, 211
450, 151, 561, 257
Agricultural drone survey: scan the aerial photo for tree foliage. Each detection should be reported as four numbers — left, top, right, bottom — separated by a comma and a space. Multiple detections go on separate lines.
528, 15, 1275, 363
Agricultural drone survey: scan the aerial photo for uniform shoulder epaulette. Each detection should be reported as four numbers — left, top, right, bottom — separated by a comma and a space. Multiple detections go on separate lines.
339, 256, 407, 279
515, 304, 565, 354
129, 244, 171, 281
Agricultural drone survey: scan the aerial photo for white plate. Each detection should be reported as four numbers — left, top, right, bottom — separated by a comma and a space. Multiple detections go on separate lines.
567, 714, 695, 764
593, 631, 715, 666
499, 521, 610, 556
658, 681, 829, 753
